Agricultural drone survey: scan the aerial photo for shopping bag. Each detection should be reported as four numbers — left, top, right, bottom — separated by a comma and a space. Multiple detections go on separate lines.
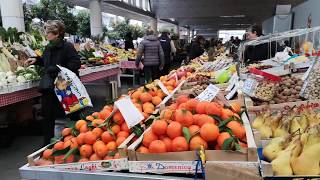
54, 65, 92, 114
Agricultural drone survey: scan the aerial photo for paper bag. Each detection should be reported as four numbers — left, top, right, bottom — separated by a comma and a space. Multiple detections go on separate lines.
54, 66, 92, 114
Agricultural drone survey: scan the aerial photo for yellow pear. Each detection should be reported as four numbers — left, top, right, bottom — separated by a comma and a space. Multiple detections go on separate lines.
291, 143, 320, 175
274, 120, 290, 137
252, 112, 269, 129
290, 117, 302, 134
263, 136, 287, 161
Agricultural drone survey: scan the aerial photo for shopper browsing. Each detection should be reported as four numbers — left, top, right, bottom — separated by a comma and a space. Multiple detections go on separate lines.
159, 31, 176, 75
136, 29, 165, 83
25, 20, 81, 145
189, 35, 205, 60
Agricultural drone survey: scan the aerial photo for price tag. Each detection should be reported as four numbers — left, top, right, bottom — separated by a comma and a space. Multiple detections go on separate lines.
93, 51, 104, 58
196, 84, 220, 102
225, 73, 238, 91
157, 80, 170, 96
225, 83, 239, 100
242, 78, 259, 96
114, 96, 144, 128
301, 64, 313, 81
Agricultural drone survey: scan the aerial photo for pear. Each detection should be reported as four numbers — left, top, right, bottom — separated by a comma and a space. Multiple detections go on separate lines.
291, 143, 320, 175
260, 124, 273, 139
290, 116, 302, 134
274, 119, 290, 137
270, 112, 283, 132
252, 112, 269, 129
299, 113, 309, 132
263, 136, 287, 161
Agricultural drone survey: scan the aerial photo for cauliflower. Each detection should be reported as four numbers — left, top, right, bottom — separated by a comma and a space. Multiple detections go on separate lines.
17, 76, 26, 83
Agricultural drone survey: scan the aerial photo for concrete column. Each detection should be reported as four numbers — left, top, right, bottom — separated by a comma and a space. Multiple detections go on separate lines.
176, 25, 180, 36
191, 29, 195, 39
0, 0, 25, 32
187, 29, 191, 42
139, 0, 143, 8
89, 0, 103, 37
150, 18, 158, 33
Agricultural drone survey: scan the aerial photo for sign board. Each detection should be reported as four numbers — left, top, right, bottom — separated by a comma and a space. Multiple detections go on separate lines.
196, 84, 220, 102
225, 73, 238, 91
157, 81, 170, 96
115, 96, 144, 128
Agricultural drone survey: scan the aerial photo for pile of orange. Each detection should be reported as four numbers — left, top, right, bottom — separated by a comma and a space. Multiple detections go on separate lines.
137, 95, 247, 153
38, 105, 130, 165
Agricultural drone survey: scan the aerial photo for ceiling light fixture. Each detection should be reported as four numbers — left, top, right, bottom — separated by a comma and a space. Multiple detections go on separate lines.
220, 15, 246, 18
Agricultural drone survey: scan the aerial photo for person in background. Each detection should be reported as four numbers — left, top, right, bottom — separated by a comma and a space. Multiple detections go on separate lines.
136, 29, 165, 83
124, 32, 134, 50
234, 37, 241, 46
244, 24, 282, 64
188, 35, 205, 60
159, 31, 176, 75
25, 20, 81, 145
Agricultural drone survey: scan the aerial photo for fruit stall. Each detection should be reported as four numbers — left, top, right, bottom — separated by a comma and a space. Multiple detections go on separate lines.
18, 26, 320, 180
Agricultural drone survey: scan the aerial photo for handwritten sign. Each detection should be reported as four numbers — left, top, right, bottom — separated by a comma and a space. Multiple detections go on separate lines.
157, 80, 170, 95
196, 84, 220, 102
225, 83, 239, 100
225, 73, 238, 91
114, 96, 144, 128
241, 78, 258, 96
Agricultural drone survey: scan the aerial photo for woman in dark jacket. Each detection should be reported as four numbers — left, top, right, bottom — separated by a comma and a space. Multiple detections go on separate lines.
189, 35, 205, 60
26, 20, 81, 145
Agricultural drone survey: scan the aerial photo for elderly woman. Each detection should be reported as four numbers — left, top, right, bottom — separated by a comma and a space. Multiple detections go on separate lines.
26, 20, 80, 145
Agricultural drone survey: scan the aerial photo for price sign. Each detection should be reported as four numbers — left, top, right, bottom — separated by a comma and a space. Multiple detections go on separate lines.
242, 78, 259, 96
157, 80, 170, 96
114, 96, 144, 128
225, 73, 238, 91
196, 84, 220, 102
93, 51, 104, 58
225, 83, 239, 100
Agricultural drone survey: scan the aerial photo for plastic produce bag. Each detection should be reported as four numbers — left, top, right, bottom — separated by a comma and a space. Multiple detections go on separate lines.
54, 65, 92, 114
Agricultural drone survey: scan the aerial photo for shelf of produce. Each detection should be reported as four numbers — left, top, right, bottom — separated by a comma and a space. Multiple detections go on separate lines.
19, 164, 193, 180
0, 87, 41, 107
80, 67, 121, 83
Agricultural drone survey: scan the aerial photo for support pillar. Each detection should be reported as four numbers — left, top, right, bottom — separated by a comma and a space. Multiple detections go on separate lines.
176, 25, 180, 37
191, 29, 195, 39
187, 29, 191, 43
150, 18, 158, 33
0, 0, 25, 32
89, 0, 103, 37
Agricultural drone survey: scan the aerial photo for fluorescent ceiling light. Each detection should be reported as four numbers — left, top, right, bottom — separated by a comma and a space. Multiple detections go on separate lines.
220, 15, 246, 18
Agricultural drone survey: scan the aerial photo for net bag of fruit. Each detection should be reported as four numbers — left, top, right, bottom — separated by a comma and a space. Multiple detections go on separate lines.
54, 65, 93, 114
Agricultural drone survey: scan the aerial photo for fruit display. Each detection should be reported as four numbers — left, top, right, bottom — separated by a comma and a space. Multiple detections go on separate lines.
254, 81, 276, 101
35, 105, 131, 165
136, 95, 247, 154
263, 124, 320, 175
300, 61, 320, 100
102, 44, 137, 60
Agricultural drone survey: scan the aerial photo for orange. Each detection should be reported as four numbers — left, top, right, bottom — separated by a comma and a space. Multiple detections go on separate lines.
160, 136, 172, 152
142, 130, 158, 147
176, 95, 189, 105
114, 152, 121, 159
65, 154, 75, 163
217, 132, 231, 147
113, 111, 125, 124
205, 102, 222, 116
92, 127, 103, 138
171, 136, 188, 152
196, 101, 210, 114
230, 102, 241, 113
152, 96, 162, 106
149, 140, 167, 153
160, 109, 174, 120
100, 109, 112, 120
174, 109, 193, 127
143, 102, 155, 114
86, 115, 95, 121
92, 119, 104, 127
116, 136, 126, 146
131, 90, 142, 100
142, 112, 150, 120
93, 140, 105, 152
167, 121, 182, 139
189, 125, 200, 136
53, 141, 64, 151
80, 144, 93, 158
103, 105, 113, 112
190, 136, 208, 150
54, 155, 64, 164
101, 131, 115, 143
64, 135, 73, 142
137, 146, 149, 153
78, 158, 89, 162
111, 124, 121, 135
117, 131, 129, 138
76, 133, 86, 145
42, 149, 53, 159
61, 128, 72, 137
75, 120, 87, 130
168, 103, 178, 110
140, 92, 152, 103
178, 103, 187, 110
121, 123, 130, 133
89, 153, 102, 161
156, 91, 166, 99
84, 131, 97, 145
226, 121, 246, 139
79, 124, 89, 133
197, 114, 215, 127
152, 120, 168, 136
200, 123, 219, 142
186, 99, 199, 111
106, 141, 117, 151
63, 138, 78, 149
95, 143, 108, 158
221, 108, 234, 120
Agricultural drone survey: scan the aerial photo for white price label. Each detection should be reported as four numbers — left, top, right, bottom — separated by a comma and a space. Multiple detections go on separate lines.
114, 96, 144, 128
301, 64, 313, 81
93, 51, 104, 58
225, 73, 238, 91
225, 83, 239, 100
157, 81, 170, 95
242, 78, 258, 96
196, 84, 220, 102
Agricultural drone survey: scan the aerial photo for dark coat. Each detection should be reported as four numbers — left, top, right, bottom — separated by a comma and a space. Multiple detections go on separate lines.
36, 40, 81, 76
189, 42, 204, 60
136, 35, 165, 67
159, 35, 172, 63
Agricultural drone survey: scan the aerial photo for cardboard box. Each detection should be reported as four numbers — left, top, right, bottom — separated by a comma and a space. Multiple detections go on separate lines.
127, 113, 259, 174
